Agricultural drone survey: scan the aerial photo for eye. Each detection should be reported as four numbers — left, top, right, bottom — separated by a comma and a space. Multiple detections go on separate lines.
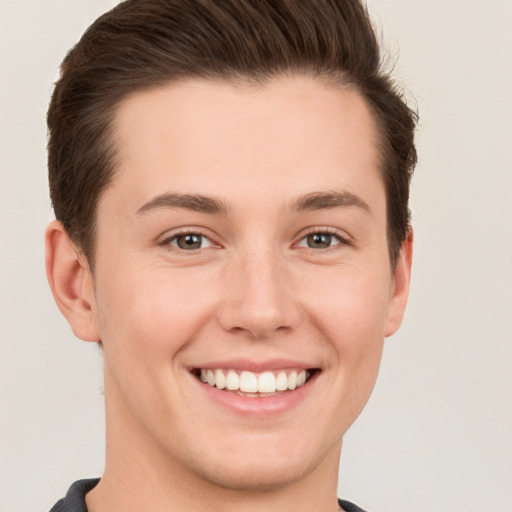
297, 231, 346, 250
166, 232, 213, 251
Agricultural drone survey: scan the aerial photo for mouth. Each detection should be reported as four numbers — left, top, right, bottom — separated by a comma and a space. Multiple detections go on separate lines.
192, 368, 319, 397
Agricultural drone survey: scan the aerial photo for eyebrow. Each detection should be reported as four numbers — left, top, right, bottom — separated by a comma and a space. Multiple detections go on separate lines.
136, 189, 370, 217
291, 190, 370, 213
136, 193, 230, 216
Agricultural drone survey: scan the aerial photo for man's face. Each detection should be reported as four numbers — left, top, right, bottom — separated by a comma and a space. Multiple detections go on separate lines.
84, 77, 410, 489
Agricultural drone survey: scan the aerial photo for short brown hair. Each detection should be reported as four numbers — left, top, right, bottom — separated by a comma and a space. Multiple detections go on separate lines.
47, 0, 417, 267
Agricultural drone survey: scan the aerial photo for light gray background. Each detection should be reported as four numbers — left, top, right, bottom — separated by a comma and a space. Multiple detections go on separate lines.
1, 1, 511, 511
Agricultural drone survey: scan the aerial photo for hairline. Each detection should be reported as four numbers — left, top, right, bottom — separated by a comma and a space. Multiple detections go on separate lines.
76, 73, 397, 272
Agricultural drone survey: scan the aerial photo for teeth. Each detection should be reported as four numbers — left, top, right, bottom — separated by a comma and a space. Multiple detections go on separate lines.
276, 371, 288, 391
215, 369, 226, 389
198, 368, 309, 393
226, 370, 239, 391
297, 370, 307, 387
240, 371, 258, 392
288, 370, 297, 390
258, 371, 276, 393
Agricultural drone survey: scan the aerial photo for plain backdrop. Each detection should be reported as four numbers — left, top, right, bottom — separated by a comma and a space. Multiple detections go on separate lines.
1, 1, 511, 511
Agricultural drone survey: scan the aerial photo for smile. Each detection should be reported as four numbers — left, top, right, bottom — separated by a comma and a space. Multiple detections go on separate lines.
197, 368, 312, 394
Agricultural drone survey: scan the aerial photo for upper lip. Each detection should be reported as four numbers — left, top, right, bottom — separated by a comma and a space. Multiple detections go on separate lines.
189, 359, 319, 373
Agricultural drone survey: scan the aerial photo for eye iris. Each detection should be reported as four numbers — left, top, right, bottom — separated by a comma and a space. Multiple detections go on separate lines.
177, 234, 202, 250
307, 233, 332, 249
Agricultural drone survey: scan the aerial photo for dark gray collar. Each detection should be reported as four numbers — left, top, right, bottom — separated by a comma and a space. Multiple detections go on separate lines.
49, 478, 368, 512
49, 479, 99, 512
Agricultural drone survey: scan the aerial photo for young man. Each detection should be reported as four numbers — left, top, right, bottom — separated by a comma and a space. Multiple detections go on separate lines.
45, 1, 417, 511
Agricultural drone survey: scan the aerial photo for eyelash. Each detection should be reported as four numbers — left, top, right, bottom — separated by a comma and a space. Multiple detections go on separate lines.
159, 229, 216, 252
159, 228, 350, 252
295, 228, 350, 251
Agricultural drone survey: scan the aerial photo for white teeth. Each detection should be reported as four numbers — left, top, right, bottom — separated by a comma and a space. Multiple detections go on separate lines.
257, 371, 276, 393
214, 369, 226, 389
288, 370, 297, 390
198, 368, 310, 394
276, 371, 288, 391
240, 371, 258, 392
226, 370, 239, 391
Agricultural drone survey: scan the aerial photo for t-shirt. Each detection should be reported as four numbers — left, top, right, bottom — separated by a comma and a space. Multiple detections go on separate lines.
49, 478, 369, 512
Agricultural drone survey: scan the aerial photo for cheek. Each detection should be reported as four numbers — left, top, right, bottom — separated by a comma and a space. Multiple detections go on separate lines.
302, 264, 391, 347
308, 271, 388, 420
94, 264, 218, 361
300, 264, 389, 404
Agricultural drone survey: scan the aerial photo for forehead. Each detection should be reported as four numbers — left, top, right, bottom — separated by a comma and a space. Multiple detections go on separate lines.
107, 76, 383, 212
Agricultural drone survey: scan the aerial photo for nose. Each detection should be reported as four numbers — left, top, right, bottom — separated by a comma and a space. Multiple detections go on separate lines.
217, 248, 301, 340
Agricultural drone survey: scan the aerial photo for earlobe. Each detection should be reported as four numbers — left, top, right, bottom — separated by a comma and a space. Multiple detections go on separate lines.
45, 220, 100, 342
385, 228, 413, 337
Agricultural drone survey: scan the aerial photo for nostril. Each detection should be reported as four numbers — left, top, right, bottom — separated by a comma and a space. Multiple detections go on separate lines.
216, 282, 301, 339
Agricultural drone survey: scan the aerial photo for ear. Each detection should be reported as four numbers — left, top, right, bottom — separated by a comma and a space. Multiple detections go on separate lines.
45, 220, 100, 342
385, 228, 413, 337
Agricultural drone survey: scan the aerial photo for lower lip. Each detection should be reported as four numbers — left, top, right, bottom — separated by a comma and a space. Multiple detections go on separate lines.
192, 372, 319, 416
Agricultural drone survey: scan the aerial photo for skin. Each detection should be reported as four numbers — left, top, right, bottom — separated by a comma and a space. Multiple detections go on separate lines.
46, 75, 412, 512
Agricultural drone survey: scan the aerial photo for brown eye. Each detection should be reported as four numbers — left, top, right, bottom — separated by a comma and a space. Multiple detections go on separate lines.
306, 233, 332, 249
298, 231, 344, 250
168, 233, 212, 250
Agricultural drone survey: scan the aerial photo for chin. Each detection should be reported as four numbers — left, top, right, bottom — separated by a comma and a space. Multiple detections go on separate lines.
178, 431, 336, 492
193, 454, 316, 492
